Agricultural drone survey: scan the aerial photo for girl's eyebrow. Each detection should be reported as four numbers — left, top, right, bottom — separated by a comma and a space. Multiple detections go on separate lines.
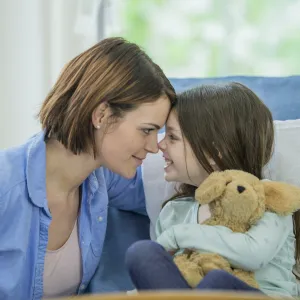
166, 125, 181, 132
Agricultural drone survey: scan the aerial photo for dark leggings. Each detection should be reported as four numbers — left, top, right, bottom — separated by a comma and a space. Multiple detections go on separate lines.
125, 240, 261, 292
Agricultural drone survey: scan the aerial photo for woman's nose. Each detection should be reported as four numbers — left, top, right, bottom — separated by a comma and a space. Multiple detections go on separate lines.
158, 138, 166, 151
145, 136, 159, 154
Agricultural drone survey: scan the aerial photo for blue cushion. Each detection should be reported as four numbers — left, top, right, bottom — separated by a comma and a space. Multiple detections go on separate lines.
170, 75, 300, 121
88, 76, 300, 294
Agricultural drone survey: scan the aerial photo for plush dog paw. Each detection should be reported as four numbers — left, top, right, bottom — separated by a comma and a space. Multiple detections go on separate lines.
189, 252, 232, 275
232, 269, 259, 289
174, 254, 204, 288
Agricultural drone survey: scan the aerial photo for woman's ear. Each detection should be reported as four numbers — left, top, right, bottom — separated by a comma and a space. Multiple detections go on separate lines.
92, 102, 110, 129
263, 181, 300, 215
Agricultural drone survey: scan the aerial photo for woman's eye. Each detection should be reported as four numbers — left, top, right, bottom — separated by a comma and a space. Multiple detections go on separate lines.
143, 128, 153, 135
168, 134, 175, 140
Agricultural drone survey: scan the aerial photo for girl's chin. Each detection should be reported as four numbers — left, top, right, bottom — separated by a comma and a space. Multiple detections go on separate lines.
164, 164, 183, 183
164, 171, 178, 182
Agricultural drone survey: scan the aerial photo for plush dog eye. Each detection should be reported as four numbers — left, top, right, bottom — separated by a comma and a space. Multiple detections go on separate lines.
237, 185, 246, 193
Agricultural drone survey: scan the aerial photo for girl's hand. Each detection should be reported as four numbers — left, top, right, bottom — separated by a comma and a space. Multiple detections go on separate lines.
168, 249, 177, 256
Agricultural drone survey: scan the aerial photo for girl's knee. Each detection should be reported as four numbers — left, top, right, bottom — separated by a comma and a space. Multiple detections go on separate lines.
205, 270, 232, 280
127, 240, 162, 257
125, 240, 163, 269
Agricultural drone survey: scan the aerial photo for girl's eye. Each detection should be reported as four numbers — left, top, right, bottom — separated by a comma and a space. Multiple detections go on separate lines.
167, 134, 180, 143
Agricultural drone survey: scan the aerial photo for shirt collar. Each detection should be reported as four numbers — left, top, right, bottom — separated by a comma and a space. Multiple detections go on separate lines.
26, 131, 47, 208
26, 131, 100, 208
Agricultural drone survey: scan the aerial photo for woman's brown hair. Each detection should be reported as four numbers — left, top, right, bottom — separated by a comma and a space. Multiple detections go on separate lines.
168, 82, 300, 262
38, 37, 176, 157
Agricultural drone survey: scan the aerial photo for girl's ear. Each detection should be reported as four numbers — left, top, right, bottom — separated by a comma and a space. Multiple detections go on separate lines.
263, 181, 300, 215
206, 153, 219, 171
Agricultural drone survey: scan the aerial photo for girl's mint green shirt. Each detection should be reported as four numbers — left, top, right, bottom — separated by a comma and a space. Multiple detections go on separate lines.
156, 198, 298, 297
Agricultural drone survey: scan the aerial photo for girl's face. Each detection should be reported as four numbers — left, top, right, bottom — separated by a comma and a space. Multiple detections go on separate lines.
158, 110, 209, 186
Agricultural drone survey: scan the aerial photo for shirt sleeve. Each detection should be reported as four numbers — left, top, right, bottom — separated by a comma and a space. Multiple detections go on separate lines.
155, 199, 193, 238
103, 166, 147, 215
155, 204, 169, 237
0, 194, 27, 300
156, 212, 292, 271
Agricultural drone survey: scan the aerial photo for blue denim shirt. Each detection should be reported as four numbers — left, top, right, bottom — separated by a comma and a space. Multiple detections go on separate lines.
0, 131, 146, 300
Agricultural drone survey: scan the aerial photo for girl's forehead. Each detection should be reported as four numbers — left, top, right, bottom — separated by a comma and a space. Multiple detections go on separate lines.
166, 110, 178, 124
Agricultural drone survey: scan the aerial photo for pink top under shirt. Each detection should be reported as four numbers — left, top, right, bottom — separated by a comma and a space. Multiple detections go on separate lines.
43, 219, 82, 299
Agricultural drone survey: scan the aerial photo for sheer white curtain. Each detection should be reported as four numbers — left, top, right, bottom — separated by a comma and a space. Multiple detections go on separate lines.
0, 0, 108, 148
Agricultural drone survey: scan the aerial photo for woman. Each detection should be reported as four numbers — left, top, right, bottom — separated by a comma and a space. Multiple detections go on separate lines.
0, 37, 175, 300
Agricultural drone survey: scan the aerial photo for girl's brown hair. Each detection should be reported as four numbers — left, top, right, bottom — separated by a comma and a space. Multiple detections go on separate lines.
39, 37, 176, 157
169, 82, 300, 262
170, 82, 274, 197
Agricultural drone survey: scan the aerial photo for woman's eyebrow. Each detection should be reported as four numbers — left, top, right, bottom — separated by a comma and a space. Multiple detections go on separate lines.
142, 123, 161, 129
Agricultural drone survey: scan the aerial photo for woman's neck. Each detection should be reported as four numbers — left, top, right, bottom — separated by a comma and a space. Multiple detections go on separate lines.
45, 139, 101, 198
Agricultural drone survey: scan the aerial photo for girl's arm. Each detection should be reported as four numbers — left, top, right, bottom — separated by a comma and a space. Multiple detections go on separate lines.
156, 212, 293, 271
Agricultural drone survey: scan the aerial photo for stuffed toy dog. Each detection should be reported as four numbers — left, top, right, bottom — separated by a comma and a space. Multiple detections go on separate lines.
174, 170, 300, 288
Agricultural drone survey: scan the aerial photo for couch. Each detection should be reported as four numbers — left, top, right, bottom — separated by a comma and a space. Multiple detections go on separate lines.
87, 75, 300, 293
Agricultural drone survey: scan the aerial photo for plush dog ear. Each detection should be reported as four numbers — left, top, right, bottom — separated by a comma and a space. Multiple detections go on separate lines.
195, 171, 228, 204
263, 181, 300, 215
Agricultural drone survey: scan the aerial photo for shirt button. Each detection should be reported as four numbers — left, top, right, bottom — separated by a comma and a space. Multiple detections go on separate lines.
98, 216, 103, 222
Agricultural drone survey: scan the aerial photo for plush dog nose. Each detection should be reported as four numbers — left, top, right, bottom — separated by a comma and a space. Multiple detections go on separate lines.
237, 185, 246, 193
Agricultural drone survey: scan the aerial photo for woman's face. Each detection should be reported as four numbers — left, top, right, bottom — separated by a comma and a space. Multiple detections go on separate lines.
158, 110, 209, 186
96, 96, 171, 179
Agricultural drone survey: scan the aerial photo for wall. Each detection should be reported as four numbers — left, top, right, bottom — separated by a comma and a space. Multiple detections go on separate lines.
0, 0, 99, 148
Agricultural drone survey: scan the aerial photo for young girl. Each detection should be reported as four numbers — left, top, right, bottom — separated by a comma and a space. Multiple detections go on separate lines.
125, 82, 299, 297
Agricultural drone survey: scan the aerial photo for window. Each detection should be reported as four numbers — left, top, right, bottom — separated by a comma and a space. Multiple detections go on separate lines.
108, 0, 300, 77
